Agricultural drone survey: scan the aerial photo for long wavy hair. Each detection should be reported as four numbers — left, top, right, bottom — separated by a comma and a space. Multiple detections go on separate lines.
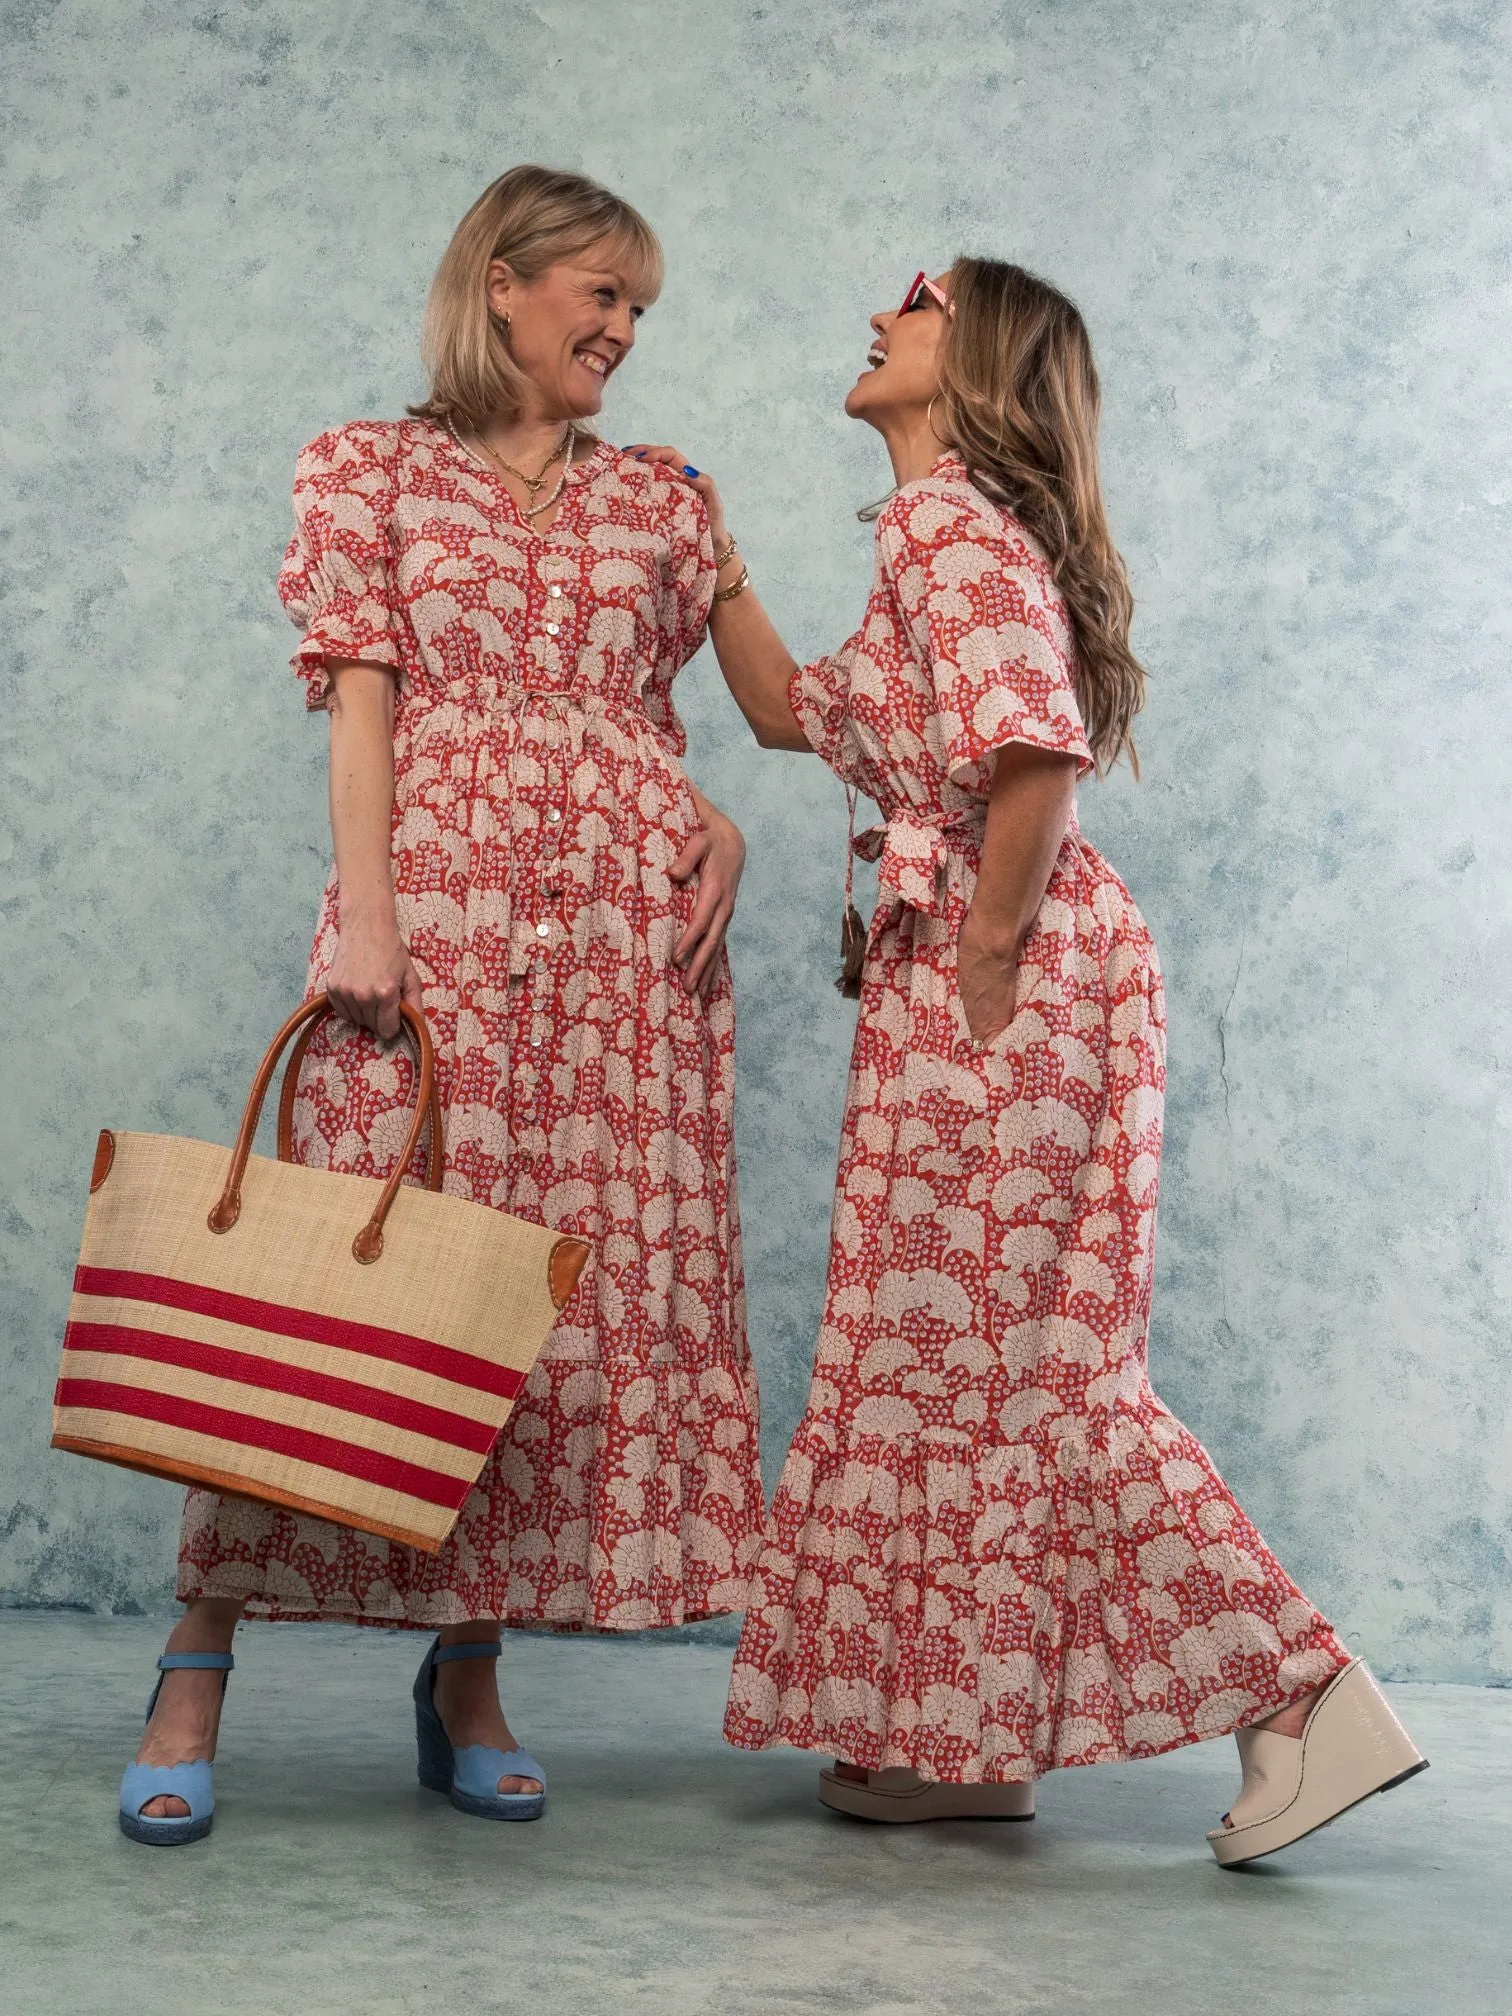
934, 259, 1145, 775
407, 165, 663, 435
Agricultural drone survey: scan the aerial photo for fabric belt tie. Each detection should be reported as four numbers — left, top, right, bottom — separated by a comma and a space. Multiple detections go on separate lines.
852, 809, 983, 916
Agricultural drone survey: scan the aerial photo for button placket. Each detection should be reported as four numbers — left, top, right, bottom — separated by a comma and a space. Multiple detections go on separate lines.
526, 697, 573, 1078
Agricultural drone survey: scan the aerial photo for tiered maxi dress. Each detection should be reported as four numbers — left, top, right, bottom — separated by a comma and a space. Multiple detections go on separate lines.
724, 458, 1349, 1780
179, 419, 764, 1632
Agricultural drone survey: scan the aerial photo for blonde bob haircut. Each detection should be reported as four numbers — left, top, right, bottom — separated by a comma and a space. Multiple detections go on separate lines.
408, 165, 664, 435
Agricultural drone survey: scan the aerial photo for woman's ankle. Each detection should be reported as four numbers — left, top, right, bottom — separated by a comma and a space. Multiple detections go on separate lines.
436, 1619, 501, 1648
162, 1596, 244, 1657
1252, 1683, 1324, 1740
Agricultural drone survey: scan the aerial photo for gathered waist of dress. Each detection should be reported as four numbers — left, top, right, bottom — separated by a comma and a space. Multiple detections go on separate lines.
402, 678, 652, 728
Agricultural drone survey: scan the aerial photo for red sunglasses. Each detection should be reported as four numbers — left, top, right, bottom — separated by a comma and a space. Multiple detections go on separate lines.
899, 270, 951, 315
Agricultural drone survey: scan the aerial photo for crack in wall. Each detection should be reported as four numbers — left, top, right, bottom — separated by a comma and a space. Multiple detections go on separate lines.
1216, 932, 1247, 1345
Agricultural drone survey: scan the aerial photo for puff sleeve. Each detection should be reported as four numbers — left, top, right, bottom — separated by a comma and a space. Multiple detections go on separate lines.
639, 474, 716, 759
878, 490, 1093, 791
277, 424, 404, 711
788, 626, 868, 784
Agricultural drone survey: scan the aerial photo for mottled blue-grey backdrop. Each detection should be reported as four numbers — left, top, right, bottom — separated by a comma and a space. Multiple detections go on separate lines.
3, 0, 1508, 1680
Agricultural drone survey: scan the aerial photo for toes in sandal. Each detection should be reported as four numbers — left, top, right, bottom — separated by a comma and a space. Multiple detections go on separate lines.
1207, 1657, 1428, 1868
118, 1650, 234, 1846
818, 1764, 1036, 1824
413, 1637, 546, 1822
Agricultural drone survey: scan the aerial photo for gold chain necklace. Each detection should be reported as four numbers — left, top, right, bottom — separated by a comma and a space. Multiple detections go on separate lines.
474, 425, 573, 496
450, 422, 579, 520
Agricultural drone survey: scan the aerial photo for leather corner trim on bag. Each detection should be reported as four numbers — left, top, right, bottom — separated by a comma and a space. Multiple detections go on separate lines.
548, 1237, 590, 1310
90, 1130, 116, 1194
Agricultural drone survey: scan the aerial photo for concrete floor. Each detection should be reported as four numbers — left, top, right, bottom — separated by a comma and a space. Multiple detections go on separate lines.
1, 1614, 1507, 2016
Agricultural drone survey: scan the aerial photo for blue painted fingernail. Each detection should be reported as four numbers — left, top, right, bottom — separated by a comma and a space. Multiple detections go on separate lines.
683, 464, 700, 478
634, 450, 647, 459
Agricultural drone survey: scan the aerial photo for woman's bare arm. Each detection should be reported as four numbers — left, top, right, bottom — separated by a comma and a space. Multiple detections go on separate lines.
706, 585, 810, 751
956, 744, 1079, 1046
618, 444, 811, 750
323, 659, 423, 1038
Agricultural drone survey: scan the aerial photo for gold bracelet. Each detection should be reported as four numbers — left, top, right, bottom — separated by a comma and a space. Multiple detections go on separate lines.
713, 565, 751, 604
714, 533, 739, 569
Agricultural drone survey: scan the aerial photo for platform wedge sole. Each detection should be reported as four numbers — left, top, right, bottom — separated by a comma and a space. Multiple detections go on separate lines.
1207, 1658, 1427, 1868
819, 1766, 1036, 1824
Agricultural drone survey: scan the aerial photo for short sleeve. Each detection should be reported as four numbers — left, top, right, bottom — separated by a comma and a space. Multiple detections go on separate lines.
639, 475, 715, 759
277, 424, 404, 711
789, 630, 866, 782
878, 490, 1093, 790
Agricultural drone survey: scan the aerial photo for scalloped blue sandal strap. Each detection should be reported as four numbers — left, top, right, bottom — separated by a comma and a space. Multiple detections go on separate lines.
451, 1745, 545, 1800
431, 1640, 502, 1664
120, 1758, 214, 1824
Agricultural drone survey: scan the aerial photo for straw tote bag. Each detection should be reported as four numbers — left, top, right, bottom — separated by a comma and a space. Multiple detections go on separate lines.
51, 994, 589, 1553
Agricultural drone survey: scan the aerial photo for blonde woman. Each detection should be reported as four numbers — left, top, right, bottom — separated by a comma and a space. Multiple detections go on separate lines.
119, 166, 763, 1844
635, 259, 1425, 1865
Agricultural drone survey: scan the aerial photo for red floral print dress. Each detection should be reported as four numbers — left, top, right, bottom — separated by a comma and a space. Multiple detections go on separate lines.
178, 420, 763, 1632
724, 459, 1348, 1779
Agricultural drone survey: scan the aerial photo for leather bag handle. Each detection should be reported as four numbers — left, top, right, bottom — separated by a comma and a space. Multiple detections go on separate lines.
208, 993, 439, 1266
275, 1008, 444, 1194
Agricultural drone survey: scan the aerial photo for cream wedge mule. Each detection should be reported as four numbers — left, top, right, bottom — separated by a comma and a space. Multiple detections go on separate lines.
1207, 1657, 1427, 1868
819, 1765, 1036, 1824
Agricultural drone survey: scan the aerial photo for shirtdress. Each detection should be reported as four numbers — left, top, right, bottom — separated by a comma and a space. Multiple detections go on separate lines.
179, 419, 763, 1632
723, 457, 1349, 1781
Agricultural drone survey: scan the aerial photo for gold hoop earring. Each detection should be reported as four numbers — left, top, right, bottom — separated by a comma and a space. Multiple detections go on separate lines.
926, 395, 948, 447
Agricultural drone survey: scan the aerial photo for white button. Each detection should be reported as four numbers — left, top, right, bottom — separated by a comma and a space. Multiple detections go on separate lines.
547, 807, 561, 823
535, 921, 550, 938
545, 623, 560, 636
529, 1031, 542, 1047
548, 585, 562, 598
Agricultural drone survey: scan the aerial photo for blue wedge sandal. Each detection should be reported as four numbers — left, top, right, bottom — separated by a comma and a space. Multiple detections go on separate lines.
413, 1637, 546, 1821
118, 1650, 234, 1846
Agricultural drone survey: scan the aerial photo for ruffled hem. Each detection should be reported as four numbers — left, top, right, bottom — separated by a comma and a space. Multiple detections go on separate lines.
178, 1353, 763, 1636
722, 1392, 1348, 1782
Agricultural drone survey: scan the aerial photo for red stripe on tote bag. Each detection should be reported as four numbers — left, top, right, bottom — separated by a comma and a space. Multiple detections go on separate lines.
61, 1320, 497, 1454
72, 1265, 525, 1402
54, 1378, 472, 1511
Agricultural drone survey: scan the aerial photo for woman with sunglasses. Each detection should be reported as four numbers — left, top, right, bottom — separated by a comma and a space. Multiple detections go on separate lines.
630, 261, 1425, 1865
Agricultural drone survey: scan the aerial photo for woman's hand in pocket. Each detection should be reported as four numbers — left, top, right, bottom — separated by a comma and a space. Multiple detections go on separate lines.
956, 907, 1020, 1049
671, 791, 746, 997
325, 914, 424, 1039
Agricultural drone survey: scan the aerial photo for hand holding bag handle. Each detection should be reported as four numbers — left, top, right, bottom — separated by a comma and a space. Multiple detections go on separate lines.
208, 993, 440, 1264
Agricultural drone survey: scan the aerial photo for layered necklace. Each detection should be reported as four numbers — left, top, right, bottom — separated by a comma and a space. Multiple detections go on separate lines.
452, 421, 577, 520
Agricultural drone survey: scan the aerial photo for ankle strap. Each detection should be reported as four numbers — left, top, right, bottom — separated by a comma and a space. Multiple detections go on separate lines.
158, 1652, 235, 1672
432, 1640, 502, 1664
